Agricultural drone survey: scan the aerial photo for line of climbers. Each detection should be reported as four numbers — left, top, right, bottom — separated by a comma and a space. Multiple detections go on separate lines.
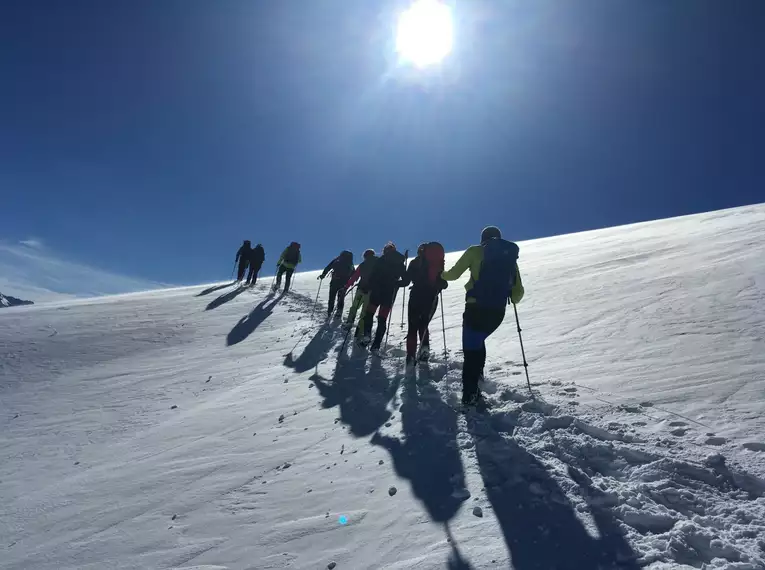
233, 226, 523, 406
234, 241, 302, 292
314, 225, 525, 407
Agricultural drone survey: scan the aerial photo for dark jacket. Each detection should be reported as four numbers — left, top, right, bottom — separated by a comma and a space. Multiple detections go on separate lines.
249, 245, 265, 267
368, 249, 407, 294
321, 251, 355, 283
235, 241, 252, 264
345, 255, 378, 292
401, 256, 447, 300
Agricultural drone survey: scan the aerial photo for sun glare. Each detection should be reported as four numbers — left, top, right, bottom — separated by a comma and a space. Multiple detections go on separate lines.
396, 0, 453, 68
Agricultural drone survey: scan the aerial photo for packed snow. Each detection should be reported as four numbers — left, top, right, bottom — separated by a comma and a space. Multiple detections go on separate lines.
1, 204, 764, 570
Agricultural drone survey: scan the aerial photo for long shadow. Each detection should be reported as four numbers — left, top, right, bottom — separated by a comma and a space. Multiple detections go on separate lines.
206, 286, 249, 311
196, 282, 235, 297
226, 292, 285, 346
312, 345, 399, 438
284, 319, 342, 373
468, 418, 639, 570
371, 362, 467, 523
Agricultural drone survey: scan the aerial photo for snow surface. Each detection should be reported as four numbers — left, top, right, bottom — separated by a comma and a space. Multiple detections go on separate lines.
1, 204, 764, 570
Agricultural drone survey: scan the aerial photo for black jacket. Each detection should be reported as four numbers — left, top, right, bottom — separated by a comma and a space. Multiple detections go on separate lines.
235, 242, 252, 264
401, 256, 447, 298
249, 245, 265, 266
321, 252, 355, 283
368, 249, 406, 293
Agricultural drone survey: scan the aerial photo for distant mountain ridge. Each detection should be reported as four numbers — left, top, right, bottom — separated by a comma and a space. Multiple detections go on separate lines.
0, 292, 34, 308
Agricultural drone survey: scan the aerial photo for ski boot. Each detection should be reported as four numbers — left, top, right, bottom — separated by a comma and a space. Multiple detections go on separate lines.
416, 344, 430, 363
357, 335, 371, 349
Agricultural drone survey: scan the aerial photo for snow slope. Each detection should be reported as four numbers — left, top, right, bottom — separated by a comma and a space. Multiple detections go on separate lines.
1, 204, 764, 570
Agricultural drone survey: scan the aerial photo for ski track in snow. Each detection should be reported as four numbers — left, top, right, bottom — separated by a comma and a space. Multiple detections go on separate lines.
1, 205, 765, 569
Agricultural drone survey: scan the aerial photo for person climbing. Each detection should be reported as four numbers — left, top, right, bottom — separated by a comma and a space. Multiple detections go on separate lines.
318, 250, 355, 318
246, 243, 265, 286
358, 242, 407, 353
235, 240, 252, 283
400, 242, 447, 366
440, 226, 524, 407
344, 249, 378, 336
274, 241, 301, 293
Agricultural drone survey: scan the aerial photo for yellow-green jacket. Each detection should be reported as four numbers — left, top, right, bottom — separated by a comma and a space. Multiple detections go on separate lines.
441, 245, 524, 305
278, 248, 302, 270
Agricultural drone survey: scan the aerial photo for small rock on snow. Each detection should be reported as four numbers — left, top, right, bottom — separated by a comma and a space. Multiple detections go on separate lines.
704, 453, 727, 468
328, 562, 337, 570
172, 514, 177, 521
378, 459, 384, 465
170, 405, 178, 410
472, 507, 483, 518
278, 414, 285, 423
388, 486, 397, 496
206, 375, 212, 383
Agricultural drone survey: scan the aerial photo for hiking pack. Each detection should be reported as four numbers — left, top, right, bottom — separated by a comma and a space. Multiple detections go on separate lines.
468, 238, 519, 308
284, 242, 300, 265
420, 242, 445, 288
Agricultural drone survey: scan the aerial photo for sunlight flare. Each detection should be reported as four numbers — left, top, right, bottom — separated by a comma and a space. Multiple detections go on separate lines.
396, 0, 453, 68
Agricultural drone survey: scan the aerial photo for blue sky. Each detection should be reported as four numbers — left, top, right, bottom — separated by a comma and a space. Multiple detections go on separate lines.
1, 0, 764, 296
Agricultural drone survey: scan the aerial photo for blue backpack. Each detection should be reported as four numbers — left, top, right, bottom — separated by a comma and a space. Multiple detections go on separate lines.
468, 238, 519, 307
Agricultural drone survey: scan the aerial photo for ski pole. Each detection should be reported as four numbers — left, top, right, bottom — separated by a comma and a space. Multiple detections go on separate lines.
339, 288, 361, 353
400, 251, 409, 329
383, 289, 398, 353
310, 278, 323, 323
513, 303, 532, 394
440, 291, 448, 363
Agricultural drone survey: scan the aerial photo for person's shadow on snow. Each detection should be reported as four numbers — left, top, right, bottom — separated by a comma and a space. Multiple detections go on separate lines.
312, 345, 399, 438
468, 417, 639, 570
371, 363, 467, 524
226, 292, 285, 346
197, 282, 236, 297
283, 320, 342, 373
207, 286, 249, 310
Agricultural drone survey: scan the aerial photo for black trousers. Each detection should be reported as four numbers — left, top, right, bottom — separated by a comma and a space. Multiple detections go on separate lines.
246, 262, 262, 284
362, 286, 397, 350
327, 280, 345, 316
406, 292, 438, 358
237, 260, 248, 281
275, 265, 294, 291
462, 304, 506, 398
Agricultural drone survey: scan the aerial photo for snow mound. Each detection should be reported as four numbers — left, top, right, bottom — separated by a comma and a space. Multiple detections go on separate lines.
1, 204, 764, 569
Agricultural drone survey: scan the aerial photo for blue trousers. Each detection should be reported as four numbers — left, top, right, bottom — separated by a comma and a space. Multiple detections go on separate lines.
462, 304, 506, 398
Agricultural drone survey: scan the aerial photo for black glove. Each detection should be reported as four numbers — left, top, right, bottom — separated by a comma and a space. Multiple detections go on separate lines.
439, 279, 449, 290
318, 275, 324, 280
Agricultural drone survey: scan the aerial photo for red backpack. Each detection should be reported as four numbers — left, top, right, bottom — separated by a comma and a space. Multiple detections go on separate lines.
421, 242, 445, 287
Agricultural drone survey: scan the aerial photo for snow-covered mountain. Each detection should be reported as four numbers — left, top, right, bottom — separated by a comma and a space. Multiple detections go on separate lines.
0, 292, 33, 308
1, 204, 763, 570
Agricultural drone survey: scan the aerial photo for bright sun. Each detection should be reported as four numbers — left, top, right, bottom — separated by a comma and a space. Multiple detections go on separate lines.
396, 0, 453, 68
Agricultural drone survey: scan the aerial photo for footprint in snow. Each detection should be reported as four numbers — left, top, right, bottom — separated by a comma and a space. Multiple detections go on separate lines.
669, 420, 687, 427
670, 427, 690, 437
742, 442, 765, 452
